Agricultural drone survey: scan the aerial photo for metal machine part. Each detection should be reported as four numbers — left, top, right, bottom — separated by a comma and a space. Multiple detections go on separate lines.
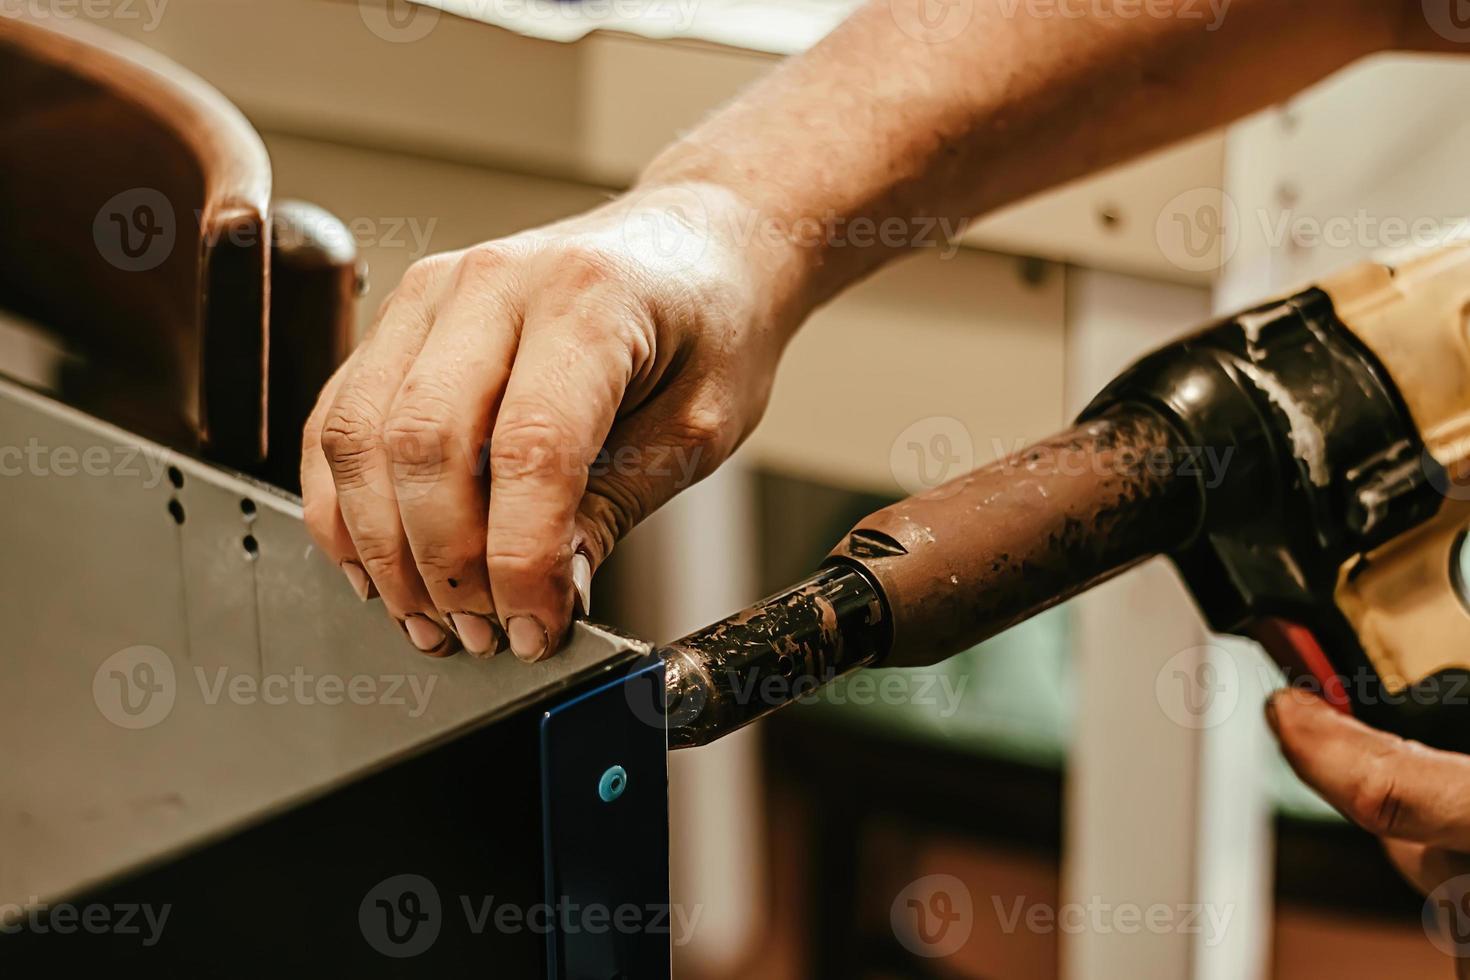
661, 244, 1470, 753
540, 656, 670, 976
0, 374, 648, 911
4, 650, 668, 975
663, 407, 1202, 749
661, 565, 890, 749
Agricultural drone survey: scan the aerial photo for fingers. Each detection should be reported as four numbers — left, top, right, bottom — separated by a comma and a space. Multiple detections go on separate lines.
487, 287, 645, 661
1267, 688, 1470, 851
302, 361, 372, 597
386, 250, 524, 657
1384, 839, 1470, 897
319, 259, 458, 656
572, 378, 732, 579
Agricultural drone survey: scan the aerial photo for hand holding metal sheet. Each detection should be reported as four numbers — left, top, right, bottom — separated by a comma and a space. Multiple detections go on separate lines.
301, 184, 800, 661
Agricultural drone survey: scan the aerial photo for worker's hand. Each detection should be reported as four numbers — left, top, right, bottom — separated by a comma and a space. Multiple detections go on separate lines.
301, 183, 799, 660
1267, 689, 1470, 972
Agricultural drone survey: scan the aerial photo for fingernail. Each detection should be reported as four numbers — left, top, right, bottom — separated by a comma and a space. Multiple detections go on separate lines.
507, 615, 548, 663
571, 552, 592, 617
450, 612, 504, 659
340, 561, 377, 601
1264, 692, 1282, 735
401, 614, 453, 655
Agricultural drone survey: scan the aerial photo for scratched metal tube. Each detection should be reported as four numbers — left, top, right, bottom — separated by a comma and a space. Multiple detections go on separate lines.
664, 405, 1204, 749
661, 566, 889, 749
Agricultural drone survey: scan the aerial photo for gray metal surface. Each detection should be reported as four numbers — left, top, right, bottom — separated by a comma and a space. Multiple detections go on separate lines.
0, 375, 647, 908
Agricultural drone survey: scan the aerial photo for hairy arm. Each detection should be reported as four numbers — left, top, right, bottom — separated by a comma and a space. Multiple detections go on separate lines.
647, 0, 1417, 312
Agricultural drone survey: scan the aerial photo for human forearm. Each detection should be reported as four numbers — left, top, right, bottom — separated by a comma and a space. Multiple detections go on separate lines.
642, 0, 1410, 321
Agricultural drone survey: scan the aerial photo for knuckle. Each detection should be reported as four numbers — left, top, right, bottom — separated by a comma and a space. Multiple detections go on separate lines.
400, 254, 453, 295
488, 533, 568, 586
491, 412, 575, 482
579, 486, 644, 545
384, 386, 459, 477
320, 394, 384, 479
1348, 756, 1405, 837
546, 245, 620, 292
455, 243, 515, 283
667, 403, 729, 449
354, 538, 400, 582
412, 539, 476, 579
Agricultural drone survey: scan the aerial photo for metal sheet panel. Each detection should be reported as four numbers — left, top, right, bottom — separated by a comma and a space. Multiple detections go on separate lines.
0, 375, 645, 908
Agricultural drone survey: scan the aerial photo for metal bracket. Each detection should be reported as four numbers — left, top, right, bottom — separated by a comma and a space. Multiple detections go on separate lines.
540, 655, 670, 979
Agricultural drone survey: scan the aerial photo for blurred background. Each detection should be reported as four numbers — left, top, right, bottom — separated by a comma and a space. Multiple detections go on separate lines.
18, 0, 1470, 975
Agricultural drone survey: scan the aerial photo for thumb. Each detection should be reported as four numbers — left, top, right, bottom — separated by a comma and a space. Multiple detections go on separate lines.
1266, 688, 1470, 850
572, 391, 734, 615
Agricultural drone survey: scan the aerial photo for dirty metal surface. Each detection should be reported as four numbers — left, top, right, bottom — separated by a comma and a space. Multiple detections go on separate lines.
0, 375, 646, 909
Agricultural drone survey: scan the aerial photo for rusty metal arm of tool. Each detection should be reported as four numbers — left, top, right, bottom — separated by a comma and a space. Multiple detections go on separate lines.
662, 406, 1204, 748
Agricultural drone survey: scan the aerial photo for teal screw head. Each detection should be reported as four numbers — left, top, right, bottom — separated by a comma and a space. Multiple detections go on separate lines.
598, 765, 628, 803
